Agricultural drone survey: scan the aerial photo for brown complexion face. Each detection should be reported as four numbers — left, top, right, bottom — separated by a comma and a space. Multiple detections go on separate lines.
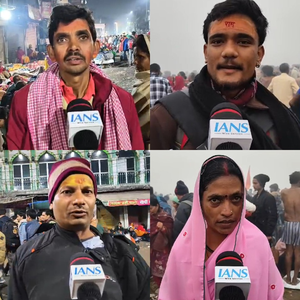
201, 175, 244, 237
47, 19, 100, 78
252, 178, 261, 191
134, 47, 150, 72
204, 14, 264, 95
52, 174, 95, 231
150, 204, 159, 215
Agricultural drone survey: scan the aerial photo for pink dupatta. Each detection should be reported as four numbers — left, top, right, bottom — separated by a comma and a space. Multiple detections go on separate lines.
159, 156, 284, 300
27, 63, 131, 150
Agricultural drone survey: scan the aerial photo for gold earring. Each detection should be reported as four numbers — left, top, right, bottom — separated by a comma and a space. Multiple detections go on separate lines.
256, 63, 260, 68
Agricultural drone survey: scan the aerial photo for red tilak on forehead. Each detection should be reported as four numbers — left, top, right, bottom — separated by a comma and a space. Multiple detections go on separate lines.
225, 21, 235, 28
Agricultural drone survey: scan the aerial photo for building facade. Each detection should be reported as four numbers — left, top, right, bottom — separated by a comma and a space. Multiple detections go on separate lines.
0, 150, 150, 229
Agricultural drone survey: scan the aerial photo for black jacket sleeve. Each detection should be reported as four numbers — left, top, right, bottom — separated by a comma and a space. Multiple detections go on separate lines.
172, 203, 192, 244
9, 250, 29, 300
265, 194, 278, 236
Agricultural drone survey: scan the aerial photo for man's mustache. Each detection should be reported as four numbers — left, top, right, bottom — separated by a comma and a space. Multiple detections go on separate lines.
64, 52, 85, 61
217, 63, 243, 70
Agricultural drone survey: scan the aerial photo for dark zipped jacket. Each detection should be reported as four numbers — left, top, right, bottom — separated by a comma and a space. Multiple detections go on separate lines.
9, 224, 149, 300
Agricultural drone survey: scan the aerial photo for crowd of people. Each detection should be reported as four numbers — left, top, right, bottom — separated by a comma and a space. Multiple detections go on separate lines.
150, 156, 300, 299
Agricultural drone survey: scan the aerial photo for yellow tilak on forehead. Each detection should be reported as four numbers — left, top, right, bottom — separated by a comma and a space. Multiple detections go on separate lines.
209, 15, 257, 37
61, 174, 93, 187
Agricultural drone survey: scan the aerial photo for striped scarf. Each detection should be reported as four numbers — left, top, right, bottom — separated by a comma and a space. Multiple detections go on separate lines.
27, 63, 131, 150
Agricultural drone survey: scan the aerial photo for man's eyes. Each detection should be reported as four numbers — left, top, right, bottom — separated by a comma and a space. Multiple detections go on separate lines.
56, 35, 89, 43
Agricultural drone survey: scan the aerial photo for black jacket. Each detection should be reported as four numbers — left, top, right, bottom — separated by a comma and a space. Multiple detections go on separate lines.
172, 193, 194, 243
247, 190, 277, 237
10, 224, 148, 300
0, 215, 10, 231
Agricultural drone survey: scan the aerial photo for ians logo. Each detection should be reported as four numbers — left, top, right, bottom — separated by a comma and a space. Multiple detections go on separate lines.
218, 268, 249, 279
71, 113, 99, 123
74, 266, 102, 275
214, 122, 249, 134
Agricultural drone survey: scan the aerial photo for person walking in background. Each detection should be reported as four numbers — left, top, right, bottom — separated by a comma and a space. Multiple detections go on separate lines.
171, 196, 180, 219
172, 76, 186, 91
268, 63, 299, 107
280, 171, 300, 285
248, 174, 277, 246
132, 34, 150, 149
16, 212, 27, 245
260, 65, 274, 88
150, 195, 173, 288
172, 180, 193, 243
150, 63, 172, 107
24, 209, 40, 241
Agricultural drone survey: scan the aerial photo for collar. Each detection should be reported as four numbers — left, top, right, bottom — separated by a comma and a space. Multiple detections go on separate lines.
150, 72, 160, 77
60, 74, 95, 104
55, 224, 101, 246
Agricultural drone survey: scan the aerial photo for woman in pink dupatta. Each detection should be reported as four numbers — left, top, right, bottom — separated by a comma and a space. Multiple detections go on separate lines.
159, 155, 284, 300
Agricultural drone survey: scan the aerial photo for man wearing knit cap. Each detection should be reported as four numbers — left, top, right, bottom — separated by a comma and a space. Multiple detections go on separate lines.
172, 180, 194, 243
248, 173, 277, 246
9, 158, 149, 300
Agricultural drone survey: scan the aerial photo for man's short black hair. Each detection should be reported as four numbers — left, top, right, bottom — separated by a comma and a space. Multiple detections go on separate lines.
26, 209, 37, 220
13, 75, 21, 84
17, 211, 26, 219
0, 209, 6, 215
203, 0, 268, 46
150, 63, 161, 73
279, 63, 290, 74
43, 209, 53, 218
290, 171, 300, 184
261, 65, 274, 77
48, 4, 97, 47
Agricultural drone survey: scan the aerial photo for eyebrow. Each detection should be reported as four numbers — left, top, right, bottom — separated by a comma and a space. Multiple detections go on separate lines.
55, 29, 90, 40
207, 192, 243, 200
209, 33, 255, 43
60, 185, 94, 190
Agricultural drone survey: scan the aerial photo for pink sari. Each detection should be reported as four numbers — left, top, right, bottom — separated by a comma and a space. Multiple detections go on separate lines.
159, 157, 284, 300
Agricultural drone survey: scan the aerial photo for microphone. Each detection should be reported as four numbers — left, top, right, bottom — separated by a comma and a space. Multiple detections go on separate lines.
215, 251, 251, 300
67, 99, 103, 150
77, 282, 102, 300
69, 253, 106, 300
208, 103, 253, 150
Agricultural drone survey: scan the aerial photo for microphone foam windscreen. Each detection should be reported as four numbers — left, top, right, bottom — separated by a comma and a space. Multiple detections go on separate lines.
73, 130, 99, 150
67, 99, 93, 112
216, 142, 243, 150
210, 103, 242, 120
216, 251, 243, 267
70, 253, 95, 266
219, 286, 245, 300
77, 282, 101, 300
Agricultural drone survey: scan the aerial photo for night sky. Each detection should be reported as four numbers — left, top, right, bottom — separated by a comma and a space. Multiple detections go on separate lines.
87, 0, 146, 34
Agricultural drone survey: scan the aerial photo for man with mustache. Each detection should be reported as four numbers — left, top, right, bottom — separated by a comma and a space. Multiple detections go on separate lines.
151, 0, 300, 150
9, 158, 149, 300
6, 5, 143, 150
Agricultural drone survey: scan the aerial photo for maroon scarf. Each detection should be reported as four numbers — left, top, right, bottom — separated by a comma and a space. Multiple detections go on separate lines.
211, 77, 257, 106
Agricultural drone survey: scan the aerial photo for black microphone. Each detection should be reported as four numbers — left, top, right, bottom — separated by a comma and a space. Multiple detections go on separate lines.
77, 282, 102, 300
215, 251, 250, 300
67, 99, 102, 150
208, 103, 253, 150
